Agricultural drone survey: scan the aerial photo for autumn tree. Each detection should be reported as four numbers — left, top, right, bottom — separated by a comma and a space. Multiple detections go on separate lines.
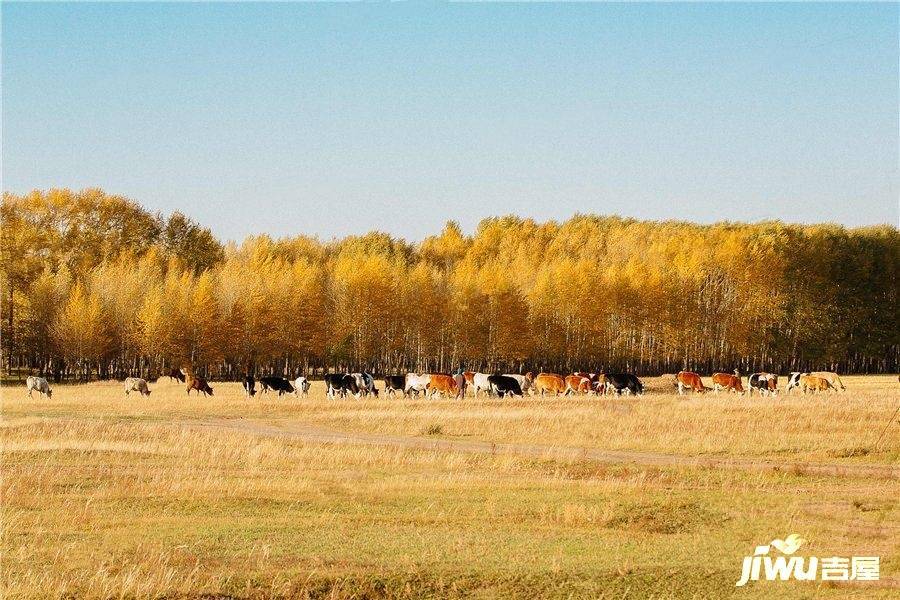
52, 282, 114, 380
3, 188, 898, 378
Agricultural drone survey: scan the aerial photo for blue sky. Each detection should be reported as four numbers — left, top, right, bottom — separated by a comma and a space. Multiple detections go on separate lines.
3, 2, 897, 241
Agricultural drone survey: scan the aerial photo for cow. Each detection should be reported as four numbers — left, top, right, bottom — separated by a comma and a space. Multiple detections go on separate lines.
427, 374, 459, 398
503, 372, 534, 395
26, 376, 52, 399
166, 368, 186, 383
488, 374, 523, 397
711, 371, 744, 394
786, 372, 807, 394
605, 373, 643, 395
463, 371, 475, 391
564, 375, 592, 395
351, 373, 378, 397
471, 373, 493, 398
592, 374, 608, 395
532, 373, 566, 396
186, 375, 214, 396
293, 376, 311, 397
325, 373, 359, 398
800, 374, 834, 394
259, 376, 295, 396
574, 371, 607, 394
810, 371, 845, 392
748, 373, 778, 396
243, 375, 256, 397
124, 377, 151, 397
405, 373, 432, 397
383, 375, 406, 398
676, 371, 707, 394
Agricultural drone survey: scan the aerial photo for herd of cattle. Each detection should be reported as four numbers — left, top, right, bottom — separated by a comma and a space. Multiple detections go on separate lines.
23, 368, 847, 400
674, 370, 845, 395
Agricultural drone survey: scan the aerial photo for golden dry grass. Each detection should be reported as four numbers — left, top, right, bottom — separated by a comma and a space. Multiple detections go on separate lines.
1, 375, 898, 598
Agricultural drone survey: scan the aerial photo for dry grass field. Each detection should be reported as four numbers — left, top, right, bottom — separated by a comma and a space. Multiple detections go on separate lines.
2, 375, 898, 598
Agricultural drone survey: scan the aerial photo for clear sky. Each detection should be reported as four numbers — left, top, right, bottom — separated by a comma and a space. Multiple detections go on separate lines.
3, 2, 898, 242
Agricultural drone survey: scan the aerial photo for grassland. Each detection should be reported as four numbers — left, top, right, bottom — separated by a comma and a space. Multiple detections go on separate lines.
2, 376, 898, 598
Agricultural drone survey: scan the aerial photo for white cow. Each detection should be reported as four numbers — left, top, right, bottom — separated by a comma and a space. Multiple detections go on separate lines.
26, 376, 52, 399
405, 373, 431, 397
124, 377, 151, 396
293, 376, 311, 397
472, 373, 493, 397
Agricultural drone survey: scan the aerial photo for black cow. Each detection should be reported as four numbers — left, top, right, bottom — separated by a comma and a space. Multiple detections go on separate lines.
243, 375, 256, 397
167, 368, 186, 383
259, 376, 295, 396
605, 373, 643, 395
488, 375, 523, 397
325, 373, 359, 398
383, 375, 406, 398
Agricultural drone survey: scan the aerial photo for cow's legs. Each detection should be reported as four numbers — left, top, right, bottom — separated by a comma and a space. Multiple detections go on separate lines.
677, 381, 684, 395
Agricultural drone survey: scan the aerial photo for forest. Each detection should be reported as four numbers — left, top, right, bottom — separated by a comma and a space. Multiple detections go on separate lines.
2, 189, 897, 381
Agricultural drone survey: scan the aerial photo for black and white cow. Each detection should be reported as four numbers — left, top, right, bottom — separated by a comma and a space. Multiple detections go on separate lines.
383, 375, 406, 397
488, 374, 523, 397
748, 373, 778, 396
292, 376, 311, 397
26, 376, 52, 399
786, 372, 807, 394
352, 372, 378, 396
243, 375, 256, 397
605, 373, 643, 395
325, 373, 359, 398
259, 376, 295, 396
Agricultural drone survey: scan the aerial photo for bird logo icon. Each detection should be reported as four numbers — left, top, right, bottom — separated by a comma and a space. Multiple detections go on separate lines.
770, 534, 806, 555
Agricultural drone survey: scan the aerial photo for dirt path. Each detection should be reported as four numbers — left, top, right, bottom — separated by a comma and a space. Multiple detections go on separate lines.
189, 417, 899, 479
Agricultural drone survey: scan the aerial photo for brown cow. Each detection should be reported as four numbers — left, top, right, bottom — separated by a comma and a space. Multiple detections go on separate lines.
594, 374, 608, 395
427, 374, 459, 398
676, 371, 707, 394
810, 371, 845, 392
574, 371, 607, 394
711, 372, 744, 394
166, 367, 186, 383
800, 374, 833, 394
565, 375, 592, 395
186, 374, 214, 396
532, 373, 566, 396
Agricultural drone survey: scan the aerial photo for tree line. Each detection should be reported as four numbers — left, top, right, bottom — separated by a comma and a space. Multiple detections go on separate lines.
2, 189, 897, 382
